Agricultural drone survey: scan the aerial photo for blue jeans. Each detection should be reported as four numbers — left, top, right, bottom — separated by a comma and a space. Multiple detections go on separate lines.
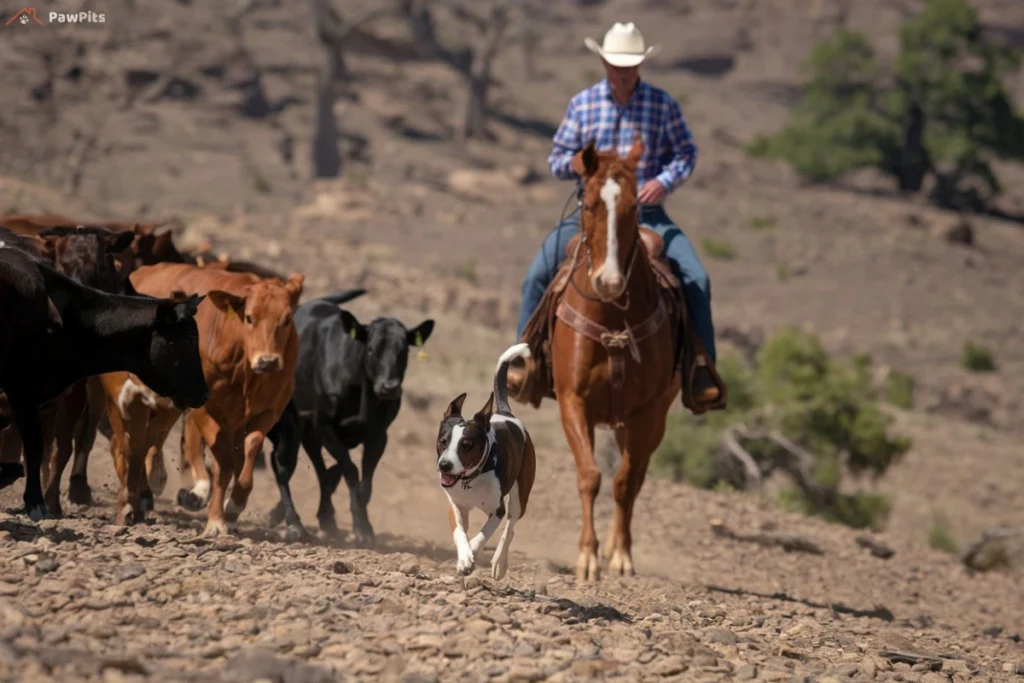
516, 205, 717, 364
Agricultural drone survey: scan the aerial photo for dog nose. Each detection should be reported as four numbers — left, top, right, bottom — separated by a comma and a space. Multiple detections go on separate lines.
438, 459, 453, 473
252, 355, 283, 373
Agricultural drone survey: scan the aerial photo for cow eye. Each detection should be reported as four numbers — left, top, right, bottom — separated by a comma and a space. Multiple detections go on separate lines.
280, 315, 291, 328
244, 314, 254, 325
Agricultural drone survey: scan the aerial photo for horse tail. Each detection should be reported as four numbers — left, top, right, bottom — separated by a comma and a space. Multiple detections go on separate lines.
493, 343, 531, 416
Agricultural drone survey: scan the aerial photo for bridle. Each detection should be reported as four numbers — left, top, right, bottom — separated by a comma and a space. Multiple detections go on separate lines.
567, 190, 641, 313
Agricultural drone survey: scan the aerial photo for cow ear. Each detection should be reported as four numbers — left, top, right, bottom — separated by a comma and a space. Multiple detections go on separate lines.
107, 230, 136, 253
207, 290, 246, 319
407, 319, 435, 347
339, 309, 367, 344
187, 294, 205, 316
284, 273, 304, 305
444, 392, 467, 420
155, 299, 182, 325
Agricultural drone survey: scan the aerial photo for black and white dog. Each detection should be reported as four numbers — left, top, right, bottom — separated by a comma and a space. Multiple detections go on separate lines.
436, 343, 536, 580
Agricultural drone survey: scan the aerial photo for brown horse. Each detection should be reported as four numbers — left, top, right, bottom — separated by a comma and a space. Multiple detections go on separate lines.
548, 137, 686, 582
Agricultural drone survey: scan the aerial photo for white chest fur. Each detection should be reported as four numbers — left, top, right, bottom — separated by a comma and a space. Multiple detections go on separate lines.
443, 470, 503, 516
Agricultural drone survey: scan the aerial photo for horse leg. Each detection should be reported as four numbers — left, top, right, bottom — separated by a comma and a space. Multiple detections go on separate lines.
606, 406, 671, 577
558, 395, 601, 583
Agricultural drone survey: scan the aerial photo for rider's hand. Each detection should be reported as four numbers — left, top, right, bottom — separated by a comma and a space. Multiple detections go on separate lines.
638, 179, 667, 205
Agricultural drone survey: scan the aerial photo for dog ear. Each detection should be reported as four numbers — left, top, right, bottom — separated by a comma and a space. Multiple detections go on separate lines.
473, 392, 494, 432
444, 392, 467, 420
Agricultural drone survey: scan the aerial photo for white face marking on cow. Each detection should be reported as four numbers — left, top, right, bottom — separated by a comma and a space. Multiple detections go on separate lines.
599, 176, 623, 283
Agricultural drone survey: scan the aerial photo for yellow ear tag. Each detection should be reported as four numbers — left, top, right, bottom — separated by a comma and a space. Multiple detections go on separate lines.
349, 328, 357, 339
226, 306, 237, 321
415, 332, 428, 362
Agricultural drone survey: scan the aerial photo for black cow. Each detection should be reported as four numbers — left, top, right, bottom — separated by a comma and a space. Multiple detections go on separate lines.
0, 227, 210, 519
266, 289, 434, 544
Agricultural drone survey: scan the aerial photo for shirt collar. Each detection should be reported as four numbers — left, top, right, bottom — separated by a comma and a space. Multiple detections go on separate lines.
598, 77, 645, 107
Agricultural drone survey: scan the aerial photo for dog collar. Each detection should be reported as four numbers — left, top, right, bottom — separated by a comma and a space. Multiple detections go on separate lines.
460, 433, 498, 490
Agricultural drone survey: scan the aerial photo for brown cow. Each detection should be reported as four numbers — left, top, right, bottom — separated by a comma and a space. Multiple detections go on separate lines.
117, 263, 303, 534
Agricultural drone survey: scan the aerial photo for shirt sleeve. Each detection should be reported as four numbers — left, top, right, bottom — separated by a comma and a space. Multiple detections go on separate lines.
547, 97, 583, 181
655, 97, 698, 192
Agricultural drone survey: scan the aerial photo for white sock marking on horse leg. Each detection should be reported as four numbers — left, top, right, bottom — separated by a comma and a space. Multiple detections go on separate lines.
191, 479, 210, 503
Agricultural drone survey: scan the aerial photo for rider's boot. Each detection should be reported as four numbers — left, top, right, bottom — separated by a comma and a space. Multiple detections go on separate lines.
691, 363, 721, 405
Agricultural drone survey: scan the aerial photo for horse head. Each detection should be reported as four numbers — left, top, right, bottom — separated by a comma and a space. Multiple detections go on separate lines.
572, 135, 644, 302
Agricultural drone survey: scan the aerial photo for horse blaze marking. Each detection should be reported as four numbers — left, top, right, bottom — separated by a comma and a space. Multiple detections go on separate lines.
599, 177, 623, 284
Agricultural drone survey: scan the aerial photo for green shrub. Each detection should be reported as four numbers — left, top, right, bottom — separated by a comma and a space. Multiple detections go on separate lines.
962, 341, 995, 372
886, 371, 915, 409
702, 238, 737, 261
928, 520, 959, 554
653, 327, 912, 529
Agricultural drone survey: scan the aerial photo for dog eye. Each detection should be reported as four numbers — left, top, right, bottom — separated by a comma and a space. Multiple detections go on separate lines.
458, 439, 472, 451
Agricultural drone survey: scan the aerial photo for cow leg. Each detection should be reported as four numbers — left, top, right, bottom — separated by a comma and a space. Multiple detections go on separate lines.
202, 433, 236, 537
140, 410, 179, 515
11, 401, 47, 521
302, 424, 344, 538
224, 422, 270, 523
177, 414, 211, 511
69, 378, 105, 506
266, 403, 308, 541
44, 385, 90, 516
318, 423, 364, 543
353, 427, 389, 548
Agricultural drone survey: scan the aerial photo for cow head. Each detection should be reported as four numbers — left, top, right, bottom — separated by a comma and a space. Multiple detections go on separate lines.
339, 312, 434, 400
147, 293, 210, 410
38, 225, 137, 295
132, 224, 188, 265
205, 274, 305, 373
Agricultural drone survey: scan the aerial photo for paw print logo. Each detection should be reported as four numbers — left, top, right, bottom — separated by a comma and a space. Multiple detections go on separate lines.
6, 8, 44, 27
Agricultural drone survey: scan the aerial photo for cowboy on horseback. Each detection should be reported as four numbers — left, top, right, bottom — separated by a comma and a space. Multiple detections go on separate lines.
511, 21, 723, 410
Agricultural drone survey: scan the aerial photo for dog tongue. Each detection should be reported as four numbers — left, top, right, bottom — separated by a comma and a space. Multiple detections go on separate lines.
440, 473, 458, 486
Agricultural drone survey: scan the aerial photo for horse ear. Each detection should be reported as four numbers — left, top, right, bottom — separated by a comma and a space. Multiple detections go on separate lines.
627, 133, 644, 165
572, 139, 599, 178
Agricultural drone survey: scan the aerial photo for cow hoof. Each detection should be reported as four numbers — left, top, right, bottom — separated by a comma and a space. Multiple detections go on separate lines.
318, 517, 342, 539
68, 477, 92, 506
353, 530, 376, 549
223, 499, 245, 523
266, 504, 286, 527
139, 491, 155, 515
575, 550, 601, 584
115, 504, 140, 526
176, 488, 206, 512
284, 524, 309, 543
25, 503, 47, 522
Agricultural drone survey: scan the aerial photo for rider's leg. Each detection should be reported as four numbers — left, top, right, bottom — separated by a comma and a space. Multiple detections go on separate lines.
639, 205, 721, 405
515, 209, 581, 340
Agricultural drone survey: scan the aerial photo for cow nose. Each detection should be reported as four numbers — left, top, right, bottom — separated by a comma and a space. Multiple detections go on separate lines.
252, 355, 283, 373
438, 459, 453, 473
376, 379, 401, 398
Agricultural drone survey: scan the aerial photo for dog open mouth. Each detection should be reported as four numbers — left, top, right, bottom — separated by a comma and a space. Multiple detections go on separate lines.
439, 472, 461, 488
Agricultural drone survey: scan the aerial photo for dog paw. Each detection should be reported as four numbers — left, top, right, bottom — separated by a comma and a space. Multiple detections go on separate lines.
456, 553, 476, 575
490, 553, 509, 581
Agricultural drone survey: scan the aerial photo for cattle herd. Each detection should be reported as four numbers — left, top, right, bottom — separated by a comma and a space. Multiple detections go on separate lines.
0, 215, 433, 550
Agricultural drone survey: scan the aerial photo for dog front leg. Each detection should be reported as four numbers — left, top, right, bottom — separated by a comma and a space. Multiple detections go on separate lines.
448, 503, 474, 575
469, 505, 505, 557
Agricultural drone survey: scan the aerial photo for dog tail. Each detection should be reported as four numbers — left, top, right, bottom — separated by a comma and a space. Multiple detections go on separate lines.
320, 288, 367, 306
493, 342, 531, 416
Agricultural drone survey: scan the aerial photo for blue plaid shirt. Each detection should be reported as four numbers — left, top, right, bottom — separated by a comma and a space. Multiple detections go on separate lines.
548, 78, 698, 196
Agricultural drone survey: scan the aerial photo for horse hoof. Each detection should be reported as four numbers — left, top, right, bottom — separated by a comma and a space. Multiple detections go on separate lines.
575, 551, 601, 583
139, 491, 155, 514
284, 524, 309, 543
608, 549, 635, 577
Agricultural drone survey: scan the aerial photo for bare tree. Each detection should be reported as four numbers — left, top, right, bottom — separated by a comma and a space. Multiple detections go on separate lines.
309, 0, 398, 178
402, 0, 527, 143
226, 0, 271, 119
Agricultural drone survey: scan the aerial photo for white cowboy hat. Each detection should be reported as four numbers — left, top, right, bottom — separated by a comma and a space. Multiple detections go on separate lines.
584, 22, 660, 68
